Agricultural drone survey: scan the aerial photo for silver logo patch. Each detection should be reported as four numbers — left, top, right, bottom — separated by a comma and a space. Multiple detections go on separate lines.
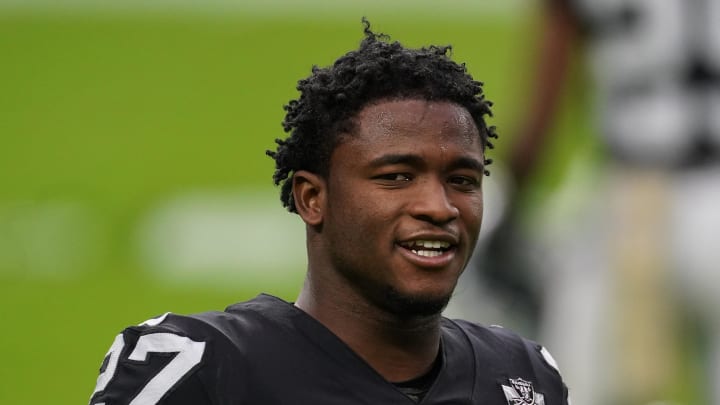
501, 378, 545, 405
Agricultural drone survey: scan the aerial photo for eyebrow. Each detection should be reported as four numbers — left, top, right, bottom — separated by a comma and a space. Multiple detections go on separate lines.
368, 154, 425, 168
447, 156, 485, 173
368, 153, 485, 172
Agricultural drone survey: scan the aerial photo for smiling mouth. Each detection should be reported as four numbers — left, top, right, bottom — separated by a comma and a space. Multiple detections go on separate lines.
398, 240, 453, 258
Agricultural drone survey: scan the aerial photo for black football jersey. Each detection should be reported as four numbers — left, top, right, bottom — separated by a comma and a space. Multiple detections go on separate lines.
89, 294, 569, 404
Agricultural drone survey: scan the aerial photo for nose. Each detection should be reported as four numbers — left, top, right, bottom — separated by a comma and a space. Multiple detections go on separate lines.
408, 179, 459, 225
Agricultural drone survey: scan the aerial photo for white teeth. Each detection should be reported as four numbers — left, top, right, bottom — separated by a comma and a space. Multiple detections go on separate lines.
402, 240, 452, 258
411, 249, 443, 257
407, 240, 450, 249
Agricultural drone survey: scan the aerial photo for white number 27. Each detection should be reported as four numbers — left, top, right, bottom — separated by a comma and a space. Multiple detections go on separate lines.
90, 331, 206, 405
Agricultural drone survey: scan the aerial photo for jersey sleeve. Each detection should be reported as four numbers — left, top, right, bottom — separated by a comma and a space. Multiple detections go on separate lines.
532, 343, 571, 405
512, 330, 571, 405
88, 313, 218, 405
450, 319, 571, 405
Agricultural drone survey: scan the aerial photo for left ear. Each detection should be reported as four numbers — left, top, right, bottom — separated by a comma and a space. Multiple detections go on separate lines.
292, 170, 326, 227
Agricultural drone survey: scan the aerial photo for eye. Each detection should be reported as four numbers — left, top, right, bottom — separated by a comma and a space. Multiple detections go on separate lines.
374, 173, 413, 182
448, 175, 480, 188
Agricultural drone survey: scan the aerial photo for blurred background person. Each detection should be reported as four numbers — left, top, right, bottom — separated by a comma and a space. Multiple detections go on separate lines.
462, 0, 720, 404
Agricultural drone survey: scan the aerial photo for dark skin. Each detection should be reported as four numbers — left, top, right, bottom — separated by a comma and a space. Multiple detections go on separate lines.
292, 98, 485, 383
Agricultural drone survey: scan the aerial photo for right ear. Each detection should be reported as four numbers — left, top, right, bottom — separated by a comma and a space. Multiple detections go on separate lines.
292, 170, 326, 227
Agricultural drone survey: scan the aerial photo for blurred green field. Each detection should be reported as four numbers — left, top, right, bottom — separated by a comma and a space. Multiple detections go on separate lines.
0, 5, 556, 404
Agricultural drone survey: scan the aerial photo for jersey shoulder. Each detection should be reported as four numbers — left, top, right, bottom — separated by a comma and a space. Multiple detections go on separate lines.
442, 318, 570, 404
447, 319, 562, 374
88, 305, 266, 405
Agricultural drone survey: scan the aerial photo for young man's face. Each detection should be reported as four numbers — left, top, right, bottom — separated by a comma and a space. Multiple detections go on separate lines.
322, 98, 485, 317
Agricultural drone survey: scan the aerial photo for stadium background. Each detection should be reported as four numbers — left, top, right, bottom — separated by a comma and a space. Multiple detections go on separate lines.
0, 1, 695, 404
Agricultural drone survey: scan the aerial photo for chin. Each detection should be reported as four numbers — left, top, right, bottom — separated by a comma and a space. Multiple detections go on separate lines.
381, 287, 452, 319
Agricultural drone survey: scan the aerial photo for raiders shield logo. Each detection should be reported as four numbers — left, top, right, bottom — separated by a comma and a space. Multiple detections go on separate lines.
501, 377, 545, 405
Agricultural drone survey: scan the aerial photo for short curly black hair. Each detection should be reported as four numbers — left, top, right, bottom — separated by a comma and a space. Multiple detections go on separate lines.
266, 18, 497, 213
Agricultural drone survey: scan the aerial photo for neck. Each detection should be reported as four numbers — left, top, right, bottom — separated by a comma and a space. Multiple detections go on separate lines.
295, 276, 443, 382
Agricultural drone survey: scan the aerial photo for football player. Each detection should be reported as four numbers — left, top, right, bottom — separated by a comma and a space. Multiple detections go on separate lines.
89, 19, 570, 405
